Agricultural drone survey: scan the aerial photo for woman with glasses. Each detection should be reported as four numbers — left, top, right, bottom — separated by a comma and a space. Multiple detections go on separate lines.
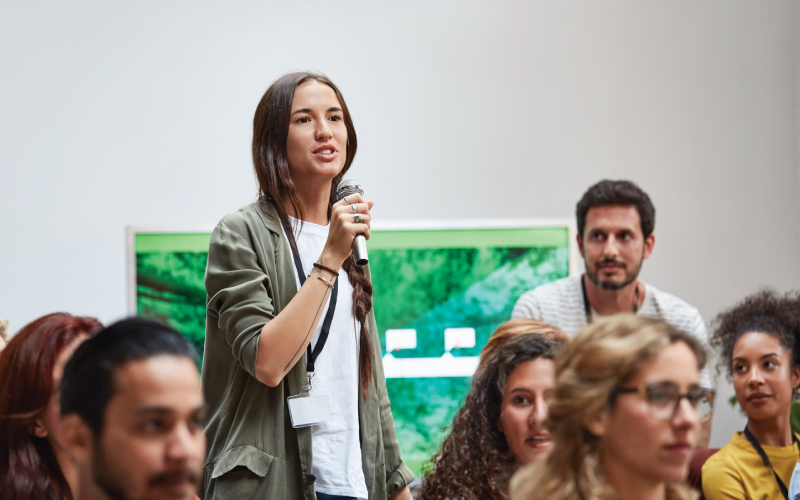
702, 290, 800, 500
510, 315, 710, 500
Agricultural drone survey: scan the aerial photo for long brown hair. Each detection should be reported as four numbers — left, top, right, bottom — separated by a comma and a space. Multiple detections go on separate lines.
252, 71, 373, 398
0, 313, 102, 500
418, 320, 567, 500
510, 315, 704, 500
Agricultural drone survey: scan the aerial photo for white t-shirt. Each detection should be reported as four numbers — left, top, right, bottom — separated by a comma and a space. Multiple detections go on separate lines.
285, 217, 368, 499
511, 275, 713, 389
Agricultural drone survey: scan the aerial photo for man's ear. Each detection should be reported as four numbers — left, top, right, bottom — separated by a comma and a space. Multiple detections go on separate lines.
583, 410, 609, 438
577, 233, 584, 256
642, 233, 655, 260
31, 417, 48, 438
61, 414, 94, 463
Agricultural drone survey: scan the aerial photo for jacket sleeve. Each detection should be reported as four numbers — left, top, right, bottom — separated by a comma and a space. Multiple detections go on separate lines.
369, 313, 415, 496
205, 219, 275, 380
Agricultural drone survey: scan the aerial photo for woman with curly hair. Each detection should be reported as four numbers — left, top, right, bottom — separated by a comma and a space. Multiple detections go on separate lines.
702, 290, 800, 500
0, 312, 102, 500
418, 319, 567, 500
510, 315, 711, 500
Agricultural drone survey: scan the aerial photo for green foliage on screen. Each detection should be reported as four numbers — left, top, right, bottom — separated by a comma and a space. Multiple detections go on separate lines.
136, 252, 207, 363
134, 229, 570, 476
370, 246, 568, 470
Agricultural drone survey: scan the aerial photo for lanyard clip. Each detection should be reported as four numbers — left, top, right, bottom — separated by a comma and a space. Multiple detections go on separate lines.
300, 371, 314, 395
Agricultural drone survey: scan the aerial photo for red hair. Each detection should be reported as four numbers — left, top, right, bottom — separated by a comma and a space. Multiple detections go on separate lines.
0, 312, 102, 500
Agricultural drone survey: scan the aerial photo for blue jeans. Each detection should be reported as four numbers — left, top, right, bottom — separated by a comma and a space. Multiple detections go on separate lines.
316, 493, 358, 500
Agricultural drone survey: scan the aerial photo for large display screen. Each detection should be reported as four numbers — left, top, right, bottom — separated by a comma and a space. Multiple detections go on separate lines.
128, 220, 577, 475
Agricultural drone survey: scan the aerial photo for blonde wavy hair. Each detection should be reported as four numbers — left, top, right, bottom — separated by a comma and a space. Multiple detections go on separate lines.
510, 315, 705, 500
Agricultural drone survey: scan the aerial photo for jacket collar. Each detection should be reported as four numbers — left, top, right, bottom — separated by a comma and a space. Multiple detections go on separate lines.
253, 197, 283, 235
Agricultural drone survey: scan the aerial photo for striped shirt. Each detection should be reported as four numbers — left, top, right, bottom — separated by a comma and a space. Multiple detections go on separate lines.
512, 275, 713, 389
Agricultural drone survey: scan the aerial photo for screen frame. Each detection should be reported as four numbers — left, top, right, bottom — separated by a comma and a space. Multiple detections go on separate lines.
126, 218, 580, 315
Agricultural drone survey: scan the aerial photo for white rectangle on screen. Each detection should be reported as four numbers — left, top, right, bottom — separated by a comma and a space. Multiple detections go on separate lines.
386, 329, 417, 351
444, 328, 476, 351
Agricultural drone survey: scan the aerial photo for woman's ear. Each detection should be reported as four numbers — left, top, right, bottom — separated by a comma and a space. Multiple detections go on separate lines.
791, 363, 800, 392
30, 417, 48, 438
583, 410, 609, 438
497, 412, 505, 433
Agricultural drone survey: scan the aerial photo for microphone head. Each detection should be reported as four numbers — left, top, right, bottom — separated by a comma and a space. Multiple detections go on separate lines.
336, 178, 364, 201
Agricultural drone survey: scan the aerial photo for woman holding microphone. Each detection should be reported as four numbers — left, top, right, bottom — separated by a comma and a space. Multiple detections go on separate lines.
202, 72, 413, 500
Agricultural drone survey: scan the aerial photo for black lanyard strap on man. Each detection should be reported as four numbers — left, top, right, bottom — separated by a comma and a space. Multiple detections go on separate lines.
286, 228, 338, 375
580, 274, 640, 325
743, 426, 798, 499
581, 276, 592, 324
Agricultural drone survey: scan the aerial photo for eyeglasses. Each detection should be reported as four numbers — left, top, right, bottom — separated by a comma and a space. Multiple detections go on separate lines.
614, 382, 713, 422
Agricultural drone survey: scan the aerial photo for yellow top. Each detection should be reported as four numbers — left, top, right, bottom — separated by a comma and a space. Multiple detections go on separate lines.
702, 431, 800, 500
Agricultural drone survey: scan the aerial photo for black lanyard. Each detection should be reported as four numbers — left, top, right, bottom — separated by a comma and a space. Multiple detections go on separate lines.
285, 226, 338, 374
580, 275, 592, 324
743, 426, 798, 499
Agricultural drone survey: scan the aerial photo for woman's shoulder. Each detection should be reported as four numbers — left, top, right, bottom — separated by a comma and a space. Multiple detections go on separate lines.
216, 202, 273, 229
212, 201, 283, 240
701, 439, 747, 498
702, 434, 749, 473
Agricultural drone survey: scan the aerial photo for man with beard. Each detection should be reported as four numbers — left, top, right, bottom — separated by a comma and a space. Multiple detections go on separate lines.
512, 180, 714, 443
60, 318, 206, 500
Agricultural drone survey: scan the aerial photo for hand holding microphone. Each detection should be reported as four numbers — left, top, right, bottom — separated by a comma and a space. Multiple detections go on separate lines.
321, 179, 372, 269
336, 179, 370, 266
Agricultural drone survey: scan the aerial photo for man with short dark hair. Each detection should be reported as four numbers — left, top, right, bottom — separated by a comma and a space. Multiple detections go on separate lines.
61, 318, 206, 500
512, 180, 714, 441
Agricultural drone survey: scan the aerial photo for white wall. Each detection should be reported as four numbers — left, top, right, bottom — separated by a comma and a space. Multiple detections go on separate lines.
2, 0, 799, 447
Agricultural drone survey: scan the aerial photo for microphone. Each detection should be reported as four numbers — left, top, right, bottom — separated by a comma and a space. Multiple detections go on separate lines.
336, 178, 368, 266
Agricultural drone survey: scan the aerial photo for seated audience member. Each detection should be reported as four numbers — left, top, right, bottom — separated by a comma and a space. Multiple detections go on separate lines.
790, 461, 800, 500
418, 319, 567, 500
702, 290, 800, 500
510, 315, 711, 500
0, 317, 9, 351
60, 318, 206, 500
0, 312, 102, 500
510, 181, 714, 445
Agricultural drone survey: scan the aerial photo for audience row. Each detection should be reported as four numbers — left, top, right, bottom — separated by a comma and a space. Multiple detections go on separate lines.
1, 287, 798, 500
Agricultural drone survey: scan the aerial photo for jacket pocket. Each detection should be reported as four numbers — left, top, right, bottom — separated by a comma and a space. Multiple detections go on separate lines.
210, 445, 275, 479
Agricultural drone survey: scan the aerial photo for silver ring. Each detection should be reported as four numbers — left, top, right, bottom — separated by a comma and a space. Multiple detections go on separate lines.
351, 204, 357, 214
353, 214, 364, 223
343, 196, 349, 204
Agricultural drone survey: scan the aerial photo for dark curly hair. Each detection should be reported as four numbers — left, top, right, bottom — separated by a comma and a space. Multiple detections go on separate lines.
418, 332, 565, 500
576, 179, 655, 239
710, 289, 800, 382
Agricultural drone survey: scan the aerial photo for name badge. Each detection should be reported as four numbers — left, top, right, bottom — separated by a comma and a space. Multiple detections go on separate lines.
287, 393, 332, 428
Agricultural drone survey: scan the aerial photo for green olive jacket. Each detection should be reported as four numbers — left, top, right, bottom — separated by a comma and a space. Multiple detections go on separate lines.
201, 200, 413, 500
